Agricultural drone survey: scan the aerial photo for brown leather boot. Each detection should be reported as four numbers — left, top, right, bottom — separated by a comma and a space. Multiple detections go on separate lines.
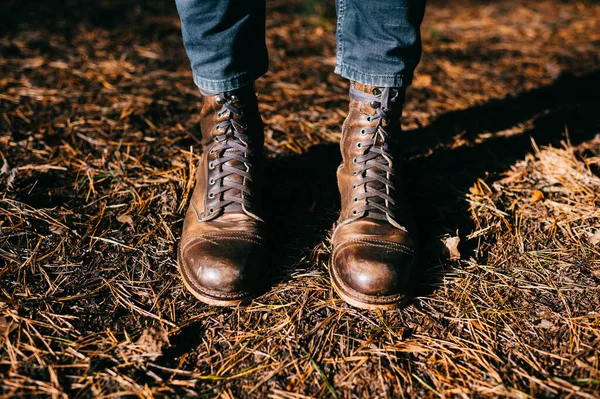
178, 86, 267, 306
330, 82, 418, 309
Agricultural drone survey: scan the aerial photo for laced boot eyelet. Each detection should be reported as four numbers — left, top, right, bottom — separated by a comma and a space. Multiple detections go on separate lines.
216, 96, 225, 105
360, 129, 366, 135
356, 142, 361, 148
229, 94, 238, 101
370, 101, 380, 109
208, 192, 215, 199
352, 184, 357, 189
372, 88, 381, 95
208, 162, 215, 170
209, 178, 215, 185
354, 197, 358, 202
209, 208, 214, 214
352, 157, 357, 164
352, 210, 358, 215
366, 116, 372, 122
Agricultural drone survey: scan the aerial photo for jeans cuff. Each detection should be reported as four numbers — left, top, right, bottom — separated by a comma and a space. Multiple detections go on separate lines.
192, 70, 265, 93
335, 63, 413, 88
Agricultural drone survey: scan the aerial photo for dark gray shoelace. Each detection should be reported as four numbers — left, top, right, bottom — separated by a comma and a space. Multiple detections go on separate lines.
206, 94, 254, 215
349, 86, 401, 222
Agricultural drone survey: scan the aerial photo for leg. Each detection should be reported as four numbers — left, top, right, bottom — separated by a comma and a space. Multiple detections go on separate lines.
176, 0, 268, 92
335, 0, 426, 87
330, 0, 426, 309
176, 0, 269, 305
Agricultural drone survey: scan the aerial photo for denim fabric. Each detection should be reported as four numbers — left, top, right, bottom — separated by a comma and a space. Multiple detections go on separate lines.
335, 0, 426, 87
176, 0, 425, 91
175, 0, 268, 92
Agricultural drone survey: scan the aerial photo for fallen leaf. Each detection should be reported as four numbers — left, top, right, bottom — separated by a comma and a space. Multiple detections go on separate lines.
117, 214, 133, 225
119, 327, 170, 362
531, 190, 544, 203
50, 225, 67, 235
472, 320, 484, 331
0, 316, 9, 335
538, 319, 554, 328
135, 328, 169, 361
443, 236, 461, 260
0, 159, 9, 175
589, 230, 600, 246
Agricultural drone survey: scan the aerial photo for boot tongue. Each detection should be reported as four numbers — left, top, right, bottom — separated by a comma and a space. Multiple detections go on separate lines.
351, 82, 404, 115
352, 81, 378, 95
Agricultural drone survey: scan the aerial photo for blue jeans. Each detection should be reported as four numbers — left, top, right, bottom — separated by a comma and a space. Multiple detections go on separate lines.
176, 0, 426, 92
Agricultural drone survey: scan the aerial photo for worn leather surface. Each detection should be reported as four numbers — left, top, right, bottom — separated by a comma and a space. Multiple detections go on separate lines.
331, 82, 418, 305
178, 87, 267, 301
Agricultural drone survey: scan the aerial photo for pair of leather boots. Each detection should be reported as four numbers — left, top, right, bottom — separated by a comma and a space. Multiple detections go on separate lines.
178, 83, 417, 309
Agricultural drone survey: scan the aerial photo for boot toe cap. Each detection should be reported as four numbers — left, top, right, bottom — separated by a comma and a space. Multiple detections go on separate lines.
332, 240, 415, 298
179, 233, 266, 300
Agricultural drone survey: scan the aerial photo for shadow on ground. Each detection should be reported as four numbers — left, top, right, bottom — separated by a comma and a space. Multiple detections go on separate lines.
264, 69, 600, 295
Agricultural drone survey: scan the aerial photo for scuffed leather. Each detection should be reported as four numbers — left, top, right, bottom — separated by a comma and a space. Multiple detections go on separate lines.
179, 87, 267, 301
331, 82, 417, 305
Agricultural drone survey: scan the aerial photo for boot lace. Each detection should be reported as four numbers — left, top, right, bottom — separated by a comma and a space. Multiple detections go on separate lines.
206, 93, 254, 216
349, 86, 401, 223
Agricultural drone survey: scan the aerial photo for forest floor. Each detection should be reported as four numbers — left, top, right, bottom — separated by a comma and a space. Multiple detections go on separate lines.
1, 0, 600, 397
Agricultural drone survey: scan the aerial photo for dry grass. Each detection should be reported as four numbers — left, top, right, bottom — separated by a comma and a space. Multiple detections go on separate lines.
1, 0, 600, 397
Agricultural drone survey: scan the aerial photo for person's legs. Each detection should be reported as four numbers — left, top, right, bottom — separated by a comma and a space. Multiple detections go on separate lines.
176, 0, 269, 306
176, 0, 268, 92
330, 0, 426, 309
335, 0, 426, 88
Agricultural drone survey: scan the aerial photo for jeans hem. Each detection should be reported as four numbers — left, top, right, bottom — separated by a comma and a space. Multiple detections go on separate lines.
335, 63, 413, 88
192, 70, 265, 92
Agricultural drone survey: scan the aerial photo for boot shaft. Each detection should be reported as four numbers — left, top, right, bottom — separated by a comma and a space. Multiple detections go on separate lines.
337, 82, 405, 225
199, 85, 264, 149
193, 85, 265, 220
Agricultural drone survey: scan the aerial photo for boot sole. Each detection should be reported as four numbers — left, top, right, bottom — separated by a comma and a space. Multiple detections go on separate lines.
328, 257, 409, 310
177, 248, 255, 307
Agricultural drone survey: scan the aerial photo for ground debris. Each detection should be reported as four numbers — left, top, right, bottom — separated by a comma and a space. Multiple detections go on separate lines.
1, 0, 599, 397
